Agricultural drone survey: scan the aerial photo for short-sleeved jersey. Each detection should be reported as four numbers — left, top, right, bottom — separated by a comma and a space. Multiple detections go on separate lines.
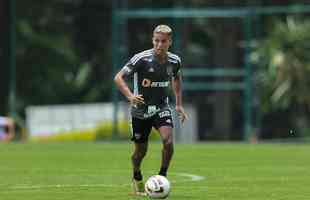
121, 49, 181, 119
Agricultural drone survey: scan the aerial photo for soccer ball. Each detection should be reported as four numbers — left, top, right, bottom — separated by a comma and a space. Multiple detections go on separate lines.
145, 175, 171, 199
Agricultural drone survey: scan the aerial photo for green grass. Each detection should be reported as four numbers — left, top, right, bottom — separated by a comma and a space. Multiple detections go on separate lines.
0, 142, 309, 200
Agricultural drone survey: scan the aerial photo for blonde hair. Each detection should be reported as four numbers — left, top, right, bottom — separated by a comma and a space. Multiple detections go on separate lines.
153, 25, 172, 37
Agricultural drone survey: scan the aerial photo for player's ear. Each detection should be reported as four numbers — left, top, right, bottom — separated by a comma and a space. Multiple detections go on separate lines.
169, 38, 172, 47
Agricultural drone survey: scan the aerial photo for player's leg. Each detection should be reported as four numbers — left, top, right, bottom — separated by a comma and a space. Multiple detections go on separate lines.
130, 117, 152, 195
153, 109, 174, 177
131, 142, 148, 195
158, 125, 174, 177
132, 142, 148, 181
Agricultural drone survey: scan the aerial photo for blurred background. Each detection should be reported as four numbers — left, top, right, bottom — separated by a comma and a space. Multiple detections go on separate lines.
1, 0, 310, 143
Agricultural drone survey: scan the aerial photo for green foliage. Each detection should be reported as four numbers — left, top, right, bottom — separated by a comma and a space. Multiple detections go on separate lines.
252, 17, 310, 136
15, 1, 111, 117
17, 17, 93, 108
252, 17, 310, 111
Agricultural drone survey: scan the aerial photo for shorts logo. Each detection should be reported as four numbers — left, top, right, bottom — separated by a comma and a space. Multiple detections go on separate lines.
159, 110, 171, 118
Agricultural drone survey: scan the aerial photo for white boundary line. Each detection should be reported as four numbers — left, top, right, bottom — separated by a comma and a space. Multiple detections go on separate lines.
5, 172, 205, 190
173, 173, 206, 182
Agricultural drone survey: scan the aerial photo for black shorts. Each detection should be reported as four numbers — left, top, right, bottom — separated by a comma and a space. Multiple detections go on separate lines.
130, 108, 173, 143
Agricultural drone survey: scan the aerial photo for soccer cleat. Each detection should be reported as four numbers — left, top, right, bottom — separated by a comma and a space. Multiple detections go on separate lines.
132, 179, 146, 196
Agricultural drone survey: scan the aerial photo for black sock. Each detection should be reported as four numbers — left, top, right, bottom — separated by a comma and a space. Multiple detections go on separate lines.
159, 167, 168, 177
133, 170, 143, 181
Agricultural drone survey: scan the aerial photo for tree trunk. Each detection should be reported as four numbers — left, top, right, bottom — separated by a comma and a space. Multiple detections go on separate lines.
0, 0, 9, 115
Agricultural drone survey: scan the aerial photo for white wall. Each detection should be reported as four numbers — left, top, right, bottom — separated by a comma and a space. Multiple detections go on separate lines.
26, 102, 197, 143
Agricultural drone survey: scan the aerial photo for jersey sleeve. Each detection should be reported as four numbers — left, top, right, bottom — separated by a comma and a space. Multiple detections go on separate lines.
121, 54, 143, 77
172, 56, 182, 78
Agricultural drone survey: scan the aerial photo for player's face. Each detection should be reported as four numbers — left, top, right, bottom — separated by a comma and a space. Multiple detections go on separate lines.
152, 33, 172, 56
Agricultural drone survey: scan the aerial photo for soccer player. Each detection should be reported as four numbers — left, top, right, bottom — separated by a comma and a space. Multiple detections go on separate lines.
114, 24, 188, 195
0, 116, 15, 142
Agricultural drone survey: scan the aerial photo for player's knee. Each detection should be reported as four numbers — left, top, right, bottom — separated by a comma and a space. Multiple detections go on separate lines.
163, 137, 174, 151
163, 133, 173, 145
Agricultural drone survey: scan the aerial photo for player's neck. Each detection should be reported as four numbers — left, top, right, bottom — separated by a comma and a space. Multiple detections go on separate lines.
155, 52, 168, 64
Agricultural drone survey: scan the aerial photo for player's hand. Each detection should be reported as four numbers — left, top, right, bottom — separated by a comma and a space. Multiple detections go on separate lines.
128, 94, 145, 105
175, 106, 188, 124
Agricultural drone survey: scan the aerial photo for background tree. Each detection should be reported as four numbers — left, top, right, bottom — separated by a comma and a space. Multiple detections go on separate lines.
252, 17, 310, 137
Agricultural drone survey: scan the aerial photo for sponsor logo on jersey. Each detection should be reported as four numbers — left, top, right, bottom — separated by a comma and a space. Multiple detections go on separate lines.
142, 78, 152, 87
142, 79, 169, 88
147, 105, 158, 114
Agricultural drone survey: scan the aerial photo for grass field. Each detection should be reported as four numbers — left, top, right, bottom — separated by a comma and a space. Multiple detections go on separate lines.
0, 142, 309, 200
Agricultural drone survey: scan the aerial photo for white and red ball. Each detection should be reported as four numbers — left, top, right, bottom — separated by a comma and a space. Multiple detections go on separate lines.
145, 175, 171, 199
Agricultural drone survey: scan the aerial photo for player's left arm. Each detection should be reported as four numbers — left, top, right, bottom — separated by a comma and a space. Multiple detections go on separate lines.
172, 73, 188, 124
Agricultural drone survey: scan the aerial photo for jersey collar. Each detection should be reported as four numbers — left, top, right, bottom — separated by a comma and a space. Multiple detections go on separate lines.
151, 49, 168, 65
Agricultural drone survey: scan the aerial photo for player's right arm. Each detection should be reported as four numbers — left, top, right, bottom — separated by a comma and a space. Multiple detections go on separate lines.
114, 69, 145, 105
